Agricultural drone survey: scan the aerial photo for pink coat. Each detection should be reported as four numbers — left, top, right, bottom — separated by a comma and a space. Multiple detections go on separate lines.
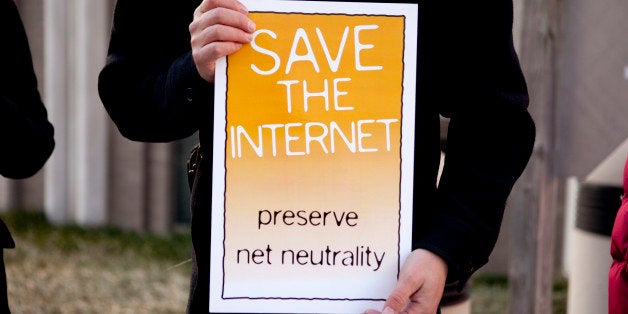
610, 155, 628, 314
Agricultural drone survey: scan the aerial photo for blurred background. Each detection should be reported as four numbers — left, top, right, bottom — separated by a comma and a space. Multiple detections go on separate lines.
1, 0, 627, 313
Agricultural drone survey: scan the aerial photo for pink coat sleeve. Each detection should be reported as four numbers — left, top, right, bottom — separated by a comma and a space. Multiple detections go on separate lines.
609, 155, 628, 314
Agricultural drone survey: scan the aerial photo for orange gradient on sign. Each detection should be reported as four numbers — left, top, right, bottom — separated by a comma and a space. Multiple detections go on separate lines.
222, 12, 406, 299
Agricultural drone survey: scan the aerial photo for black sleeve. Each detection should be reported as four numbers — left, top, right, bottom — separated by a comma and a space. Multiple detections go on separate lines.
412, 0, 536, 286
98, 0, 213, 143
0, 0, 55, 179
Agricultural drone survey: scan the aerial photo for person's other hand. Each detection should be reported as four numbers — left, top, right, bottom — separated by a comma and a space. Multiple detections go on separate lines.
190, 0, 256, 82
364, 249, 448, 314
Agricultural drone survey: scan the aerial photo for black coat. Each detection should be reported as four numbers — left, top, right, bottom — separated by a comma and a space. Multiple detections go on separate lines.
0, 1, 56, 313
99, 0, 536, 312
0, 0, 55, 180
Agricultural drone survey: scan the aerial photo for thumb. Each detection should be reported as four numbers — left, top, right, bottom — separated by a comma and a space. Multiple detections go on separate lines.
381, 305, 398, 314
381, 275, 423, 313
379, 249, 447, 314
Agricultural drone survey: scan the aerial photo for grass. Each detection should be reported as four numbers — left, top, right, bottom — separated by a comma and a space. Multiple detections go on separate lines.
471, 275, 510, 314
2, 211, 192, 313
470, 274, 568, 314
4, 210, 192, 262
0, 211, 568, 313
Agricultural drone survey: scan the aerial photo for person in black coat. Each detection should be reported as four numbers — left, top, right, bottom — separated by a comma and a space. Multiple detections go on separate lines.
0, 0, 55, 179
99, 0, 535, 313
0, 0, 56, 312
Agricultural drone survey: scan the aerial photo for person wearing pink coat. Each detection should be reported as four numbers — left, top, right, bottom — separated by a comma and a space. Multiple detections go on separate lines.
610, 155, 628, 314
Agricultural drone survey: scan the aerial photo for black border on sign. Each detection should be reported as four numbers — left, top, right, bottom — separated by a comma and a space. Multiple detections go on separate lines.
220, 11, 409, 302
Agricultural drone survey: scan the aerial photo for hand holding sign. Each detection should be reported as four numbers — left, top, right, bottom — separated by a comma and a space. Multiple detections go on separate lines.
363, 249, 448, 314
190, 0, 256, 82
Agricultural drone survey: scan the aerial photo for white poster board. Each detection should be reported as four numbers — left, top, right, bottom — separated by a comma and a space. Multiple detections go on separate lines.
211, 0, 418, 312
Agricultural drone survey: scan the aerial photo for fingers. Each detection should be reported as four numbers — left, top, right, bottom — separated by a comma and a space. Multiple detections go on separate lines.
190, 6, 255, 39
192, 40, 242, 77
190, 0, 256, 82
195, 0, 248, 18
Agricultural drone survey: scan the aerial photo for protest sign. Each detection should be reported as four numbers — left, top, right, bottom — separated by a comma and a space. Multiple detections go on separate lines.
211, 1, 418, 312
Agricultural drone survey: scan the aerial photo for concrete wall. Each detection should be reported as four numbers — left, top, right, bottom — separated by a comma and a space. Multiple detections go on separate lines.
556, 0, 628, 177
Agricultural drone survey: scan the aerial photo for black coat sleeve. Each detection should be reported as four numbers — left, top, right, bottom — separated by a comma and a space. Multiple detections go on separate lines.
0, 0, 55, 179
98, 0, 213, 143
412, 0, 536, 286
